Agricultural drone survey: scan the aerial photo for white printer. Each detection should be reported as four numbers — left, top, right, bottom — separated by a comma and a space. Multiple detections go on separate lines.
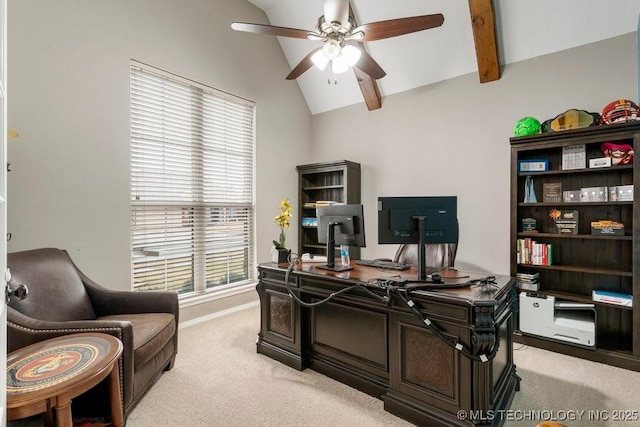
519, 292, 596, 348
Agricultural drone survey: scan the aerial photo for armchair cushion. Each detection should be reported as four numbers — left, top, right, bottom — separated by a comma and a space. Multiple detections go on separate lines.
99, 313, 175, 370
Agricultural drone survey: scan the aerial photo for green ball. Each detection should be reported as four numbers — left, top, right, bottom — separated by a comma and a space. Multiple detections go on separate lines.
514, 117, 541, 136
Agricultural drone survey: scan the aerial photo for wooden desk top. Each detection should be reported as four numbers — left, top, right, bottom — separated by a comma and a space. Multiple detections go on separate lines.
263, 261, 515, 305
6, 333, 123, 404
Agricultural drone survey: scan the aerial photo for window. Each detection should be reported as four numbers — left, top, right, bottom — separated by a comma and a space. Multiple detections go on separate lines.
130, 62, 255, 295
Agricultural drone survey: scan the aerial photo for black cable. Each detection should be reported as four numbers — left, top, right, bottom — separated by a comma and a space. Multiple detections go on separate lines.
283, 258, 389, 308
393, 286, 501, 363
280, 258, 500, 361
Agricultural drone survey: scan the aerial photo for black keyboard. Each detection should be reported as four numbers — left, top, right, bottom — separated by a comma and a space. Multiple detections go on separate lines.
356, 259, 411, 270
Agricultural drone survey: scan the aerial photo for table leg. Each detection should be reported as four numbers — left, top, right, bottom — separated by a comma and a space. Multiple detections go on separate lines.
108, 362, 124, 427
43, 399, 54, 427
54, 392, 73, 427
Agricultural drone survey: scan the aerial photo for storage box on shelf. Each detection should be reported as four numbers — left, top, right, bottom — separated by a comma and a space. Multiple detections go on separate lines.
296, 160, 361, 260
510, 121, 640, 371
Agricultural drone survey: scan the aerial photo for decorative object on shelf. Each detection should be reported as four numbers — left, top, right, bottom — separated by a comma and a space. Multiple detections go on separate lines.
562, 190, 581, 203
588, 157, 612, 168
600, 99, 640, 124
521, 217, 537, 233
543, 183, 562, 203
518, 159, 548, 173
609, 185, 633, 201
600, 142, 634, 165
561, 144, 586, 170
514, 116, 541, 136
590, 220, 624, 236
541, 109, 600, 132
272, 198, 293, 263
523, 176, 537, 203
580, 186, 608, 202
549, 209, 579, 234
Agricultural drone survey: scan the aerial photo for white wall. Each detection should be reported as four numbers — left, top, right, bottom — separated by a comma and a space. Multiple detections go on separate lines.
7, 0, 311, 301
311, 33, 638, 275
7, 0, 638, 316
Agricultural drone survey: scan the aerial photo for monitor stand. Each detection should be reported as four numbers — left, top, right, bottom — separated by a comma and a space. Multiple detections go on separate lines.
315, 222, 354, 272
405, 215, 442, 284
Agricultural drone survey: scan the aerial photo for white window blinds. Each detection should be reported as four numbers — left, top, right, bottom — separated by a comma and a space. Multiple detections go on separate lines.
130, 62, 255, 294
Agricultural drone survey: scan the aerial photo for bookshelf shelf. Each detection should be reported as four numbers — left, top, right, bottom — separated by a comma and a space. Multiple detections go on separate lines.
517, 232, 632, 240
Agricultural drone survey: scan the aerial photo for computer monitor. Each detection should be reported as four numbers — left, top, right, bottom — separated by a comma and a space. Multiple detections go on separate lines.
316, 204, 366, 272
378, 196, 458, 282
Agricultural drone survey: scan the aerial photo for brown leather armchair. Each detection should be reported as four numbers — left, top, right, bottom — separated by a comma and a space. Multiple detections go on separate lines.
6, 248, 179, 418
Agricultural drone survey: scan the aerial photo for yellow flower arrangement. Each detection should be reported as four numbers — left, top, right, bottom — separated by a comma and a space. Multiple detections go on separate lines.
273, 198, 293, 250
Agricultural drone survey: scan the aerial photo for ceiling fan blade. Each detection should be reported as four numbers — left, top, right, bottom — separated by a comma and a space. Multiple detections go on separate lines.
323, 0, 349, 27
231, 22, 311, 40
354, 50, 386, 80
286, 48, 322, 80
355, 14, 444, 42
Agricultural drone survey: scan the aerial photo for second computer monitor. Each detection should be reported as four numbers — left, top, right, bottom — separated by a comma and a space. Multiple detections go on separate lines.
378, 196, 458, 281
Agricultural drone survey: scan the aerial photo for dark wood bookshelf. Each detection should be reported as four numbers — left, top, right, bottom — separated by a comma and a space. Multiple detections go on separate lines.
296, 160, 361, 260
510, 121, 640, 371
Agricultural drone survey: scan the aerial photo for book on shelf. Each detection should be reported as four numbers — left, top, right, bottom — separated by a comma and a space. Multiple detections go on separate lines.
516, 238, 553, 266
516, 272, 540, 291
301, 217, 317, 227
304, 201, 342, 208
592, 290, 632, 307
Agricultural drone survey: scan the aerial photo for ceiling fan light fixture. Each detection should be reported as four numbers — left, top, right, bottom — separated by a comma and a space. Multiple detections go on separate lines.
311, 49, 330, 70
331, 55, 350, 74
322, 39, 341, 60
341, 45, 361, 66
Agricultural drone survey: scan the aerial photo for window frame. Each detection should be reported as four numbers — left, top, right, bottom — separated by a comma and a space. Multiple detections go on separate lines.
130, 60, 256, 296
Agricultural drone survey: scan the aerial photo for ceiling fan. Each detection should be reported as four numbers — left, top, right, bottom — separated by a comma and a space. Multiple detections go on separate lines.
231, 0, 444, 81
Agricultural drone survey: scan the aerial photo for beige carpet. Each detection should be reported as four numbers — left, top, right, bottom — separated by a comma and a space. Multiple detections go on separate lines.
126, 304, 640, 427
10, 303, 640, 426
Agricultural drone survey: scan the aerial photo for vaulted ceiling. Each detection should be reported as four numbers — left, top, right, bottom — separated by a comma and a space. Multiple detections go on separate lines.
241, 0, 640, 114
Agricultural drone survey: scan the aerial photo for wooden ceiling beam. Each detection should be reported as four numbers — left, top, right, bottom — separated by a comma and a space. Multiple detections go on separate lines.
468, 0, 500, 83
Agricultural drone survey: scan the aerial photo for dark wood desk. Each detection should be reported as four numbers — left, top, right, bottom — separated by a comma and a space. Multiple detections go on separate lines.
256, 262, 520, 427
